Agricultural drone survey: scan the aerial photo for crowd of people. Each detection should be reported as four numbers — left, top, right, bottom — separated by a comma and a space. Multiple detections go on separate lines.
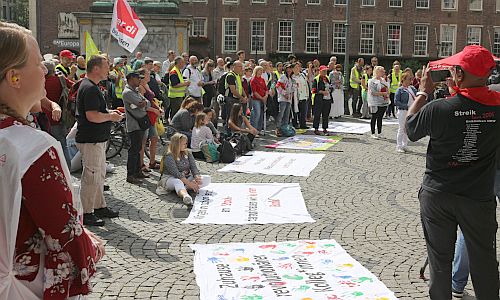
0, 20, 499, 299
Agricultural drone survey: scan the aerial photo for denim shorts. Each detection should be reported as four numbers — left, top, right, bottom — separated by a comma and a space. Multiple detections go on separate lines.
147, 124, 158, 139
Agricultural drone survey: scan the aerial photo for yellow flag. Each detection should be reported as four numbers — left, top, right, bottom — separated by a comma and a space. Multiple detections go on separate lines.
84, 31, 100, 64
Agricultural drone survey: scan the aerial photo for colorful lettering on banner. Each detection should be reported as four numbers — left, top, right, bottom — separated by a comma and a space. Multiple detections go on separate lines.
191, 240, 398, 300
110, 0, 147, 53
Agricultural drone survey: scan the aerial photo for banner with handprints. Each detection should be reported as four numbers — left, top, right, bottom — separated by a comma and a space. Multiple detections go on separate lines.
265, 136, 342, 151
191, 240, 397, 300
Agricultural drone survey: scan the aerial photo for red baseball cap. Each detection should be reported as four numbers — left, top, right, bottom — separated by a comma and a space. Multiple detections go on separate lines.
319, 65, 328, 72
59, 50, 75, 59
429, 45, 495, 78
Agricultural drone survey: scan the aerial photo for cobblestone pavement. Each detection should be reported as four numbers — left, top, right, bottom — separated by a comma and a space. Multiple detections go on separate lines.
85, 117, 498, 300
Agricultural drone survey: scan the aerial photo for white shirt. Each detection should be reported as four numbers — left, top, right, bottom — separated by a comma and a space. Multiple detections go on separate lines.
183, 65, 203, 98
293, 73, 309, 101
161, 59, 174, 77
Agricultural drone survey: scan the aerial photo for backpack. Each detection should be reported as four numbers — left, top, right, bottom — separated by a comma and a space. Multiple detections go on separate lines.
58, 75, 77, 128
229, 133, 253, 155
217, 73, 229, 95
218, 140, 236, 163
200, 141, 219, 163
280, 124, 296, 137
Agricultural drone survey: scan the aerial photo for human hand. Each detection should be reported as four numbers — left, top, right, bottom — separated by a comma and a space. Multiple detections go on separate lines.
197, 81, 204, 87
109, 111, 124, 122
419, 65, 434, 95
84, 228, 106, 262
70, 64, 77, 74
51, 103, 62, 121
195, 176, 202, 185
189, 180, 200, 193
184, 81, 191, 86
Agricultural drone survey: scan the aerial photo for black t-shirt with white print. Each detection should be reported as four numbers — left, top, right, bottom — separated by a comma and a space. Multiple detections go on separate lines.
406, 94, 500, 200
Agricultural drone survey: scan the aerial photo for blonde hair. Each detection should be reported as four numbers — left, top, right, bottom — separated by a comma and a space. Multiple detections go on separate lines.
400, 71, 413, 84
181, 97, 196, 109
168, 133, 188, 161
0, 21, 32, 125
194, 112, 207, 128
252, 66, 264, 77
373, 66, 384, 77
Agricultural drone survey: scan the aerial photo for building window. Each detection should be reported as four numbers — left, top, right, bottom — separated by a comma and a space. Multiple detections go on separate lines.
250, 20, 266, 54
280, 0, 292, 3
469, 0, 482, 10
497, 0, 500, 11
416, 0, 429, 8
305, 22, 320, 53
334, 0, 347, 5
192, 0, 208, 2
307, 0, 321, 4
440, 24, 456, 57
252, 0, 266, 3
493, 27, 500, 57
332, 23, 347, 54
389, 0, 403, 7
467, 26, 481, 45
222, 19, 238, 53
278, 20, 293, 53
414, 25, 428, 56
192, 18, 207, 37
442, 0, 457, 10
222, 0, 239, 4
360, 23, 375, 55
387, 24, 401, 56
362, 0, 375, 6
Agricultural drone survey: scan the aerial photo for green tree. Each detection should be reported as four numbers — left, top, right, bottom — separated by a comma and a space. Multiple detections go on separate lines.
11, 0, 29, 28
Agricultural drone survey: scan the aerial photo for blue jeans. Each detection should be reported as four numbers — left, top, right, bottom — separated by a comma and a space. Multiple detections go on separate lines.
50, 124, 71, 168
250, 99, 264, 131
276, 101, 291, 129
452, 230, 469, 292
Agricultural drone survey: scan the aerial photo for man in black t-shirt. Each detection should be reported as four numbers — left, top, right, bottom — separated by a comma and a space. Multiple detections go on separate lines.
76, 55, 124, 226
406, 45, 500, 299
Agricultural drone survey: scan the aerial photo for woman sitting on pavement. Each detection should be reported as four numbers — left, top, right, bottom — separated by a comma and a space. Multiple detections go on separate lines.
156, 133, 205, 205
394, 71, 417, 152
170, 100, 204, 145
203, 107, 220, 141
228, 103, 258, 143
191, 112, 218, 159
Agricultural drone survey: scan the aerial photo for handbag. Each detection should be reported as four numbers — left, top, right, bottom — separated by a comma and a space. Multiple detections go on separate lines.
200, 141, 219, 163
129, 112, 151, 131
155, 117, 165, 136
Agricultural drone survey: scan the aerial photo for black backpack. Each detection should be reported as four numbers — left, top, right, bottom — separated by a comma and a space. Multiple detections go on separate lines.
217, 73, 229, 95
218, 140, 236, 163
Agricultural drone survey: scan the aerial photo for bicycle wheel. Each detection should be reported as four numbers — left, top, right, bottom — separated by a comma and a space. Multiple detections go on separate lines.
106, 123, 126, 159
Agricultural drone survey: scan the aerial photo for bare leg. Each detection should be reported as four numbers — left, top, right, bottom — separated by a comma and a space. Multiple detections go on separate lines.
149, 136, 158, 165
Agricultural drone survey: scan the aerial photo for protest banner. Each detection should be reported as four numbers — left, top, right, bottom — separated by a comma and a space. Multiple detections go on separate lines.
183, 183, 315, 225
218, 151, 325, 177
110, 0, 147, 53
308, 122, 371, 134
266, 136, 342, 151
191, 240, 398, 300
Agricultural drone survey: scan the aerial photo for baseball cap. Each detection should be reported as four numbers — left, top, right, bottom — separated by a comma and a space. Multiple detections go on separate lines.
59, 50, 75, 59
319, 65, 328, 72
430, 45, 496, 78
126, 71, 145, 80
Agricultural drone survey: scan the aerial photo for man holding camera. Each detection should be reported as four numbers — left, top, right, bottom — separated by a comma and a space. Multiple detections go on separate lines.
406, 45, 500, 299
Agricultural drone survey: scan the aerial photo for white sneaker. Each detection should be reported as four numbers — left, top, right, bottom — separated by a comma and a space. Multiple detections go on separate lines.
156, 185, 168, 195
371, 134, 379, 139
396, 148, 405, 153
182, 194, 193, 205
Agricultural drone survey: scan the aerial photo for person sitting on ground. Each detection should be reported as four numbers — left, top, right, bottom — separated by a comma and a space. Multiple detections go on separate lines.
170, 100, 204, 144
203, 107, 220, 141
228, 103, 258, 142
180, 96, 196, 110
156, 133, 204, 205
191, 113, 219, 159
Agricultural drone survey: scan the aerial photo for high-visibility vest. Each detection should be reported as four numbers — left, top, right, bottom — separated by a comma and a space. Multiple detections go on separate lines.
349, 66, 360, 89
361, 73, 369, 91
56, 64, 69, 77
311, 75, 330, 105
111, 70, 124, 99
225, 71, 243, 97
168, 66, 186, 98
274, 70, 281, 81
390, 69, 402, 93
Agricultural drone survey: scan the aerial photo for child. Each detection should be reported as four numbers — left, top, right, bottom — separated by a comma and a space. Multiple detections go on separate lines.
203, 107, 220, 141
191, 113, 217, 159
156, 133, 208, 205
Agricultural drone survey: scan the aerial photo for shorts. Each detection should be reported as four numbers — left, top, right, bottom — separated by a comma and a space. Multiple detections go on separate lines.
146, 124, 158, 139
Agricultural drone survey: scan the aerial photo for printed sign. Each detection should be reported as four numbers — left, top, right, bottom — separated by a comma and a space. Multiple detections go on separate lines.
182, 183, 315, 225
191, 240, 398, 300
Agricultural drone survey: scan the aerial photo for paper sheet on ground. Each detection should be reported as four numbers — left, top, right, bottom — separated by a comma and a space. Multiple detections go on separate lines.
182, 183, 315, 224
265, 136, 342, 151
218, 151, 325, 177
308, 121, 371, 134
191, 240, 398, 300
359, 118, 400, 125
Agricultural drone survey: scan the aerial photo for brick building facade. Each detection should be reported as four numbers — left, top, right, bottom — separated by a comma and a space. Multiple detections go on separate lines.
35, 0, 500, 65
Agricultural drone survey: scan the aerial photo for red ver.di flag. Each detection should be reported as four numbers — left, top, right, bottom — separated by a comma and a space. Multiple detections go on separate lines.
111, 0, 147, 53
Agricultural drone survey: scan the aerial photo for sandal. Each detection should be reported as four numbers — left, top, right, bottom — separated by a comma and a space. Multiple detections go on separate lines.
142, 165, 151, 173
149, 162, 160, 170
314, 130, 321, 135
323, 130, 330, 136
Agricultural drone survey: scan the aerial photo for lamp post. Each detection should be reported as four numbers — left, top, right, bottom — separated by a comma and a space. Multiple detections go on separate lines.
291, 0, 298, 55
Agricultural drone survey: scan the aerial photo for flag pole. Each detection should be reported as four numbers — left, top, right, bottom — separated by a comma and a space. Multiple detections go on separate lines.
106, 33, 112, 55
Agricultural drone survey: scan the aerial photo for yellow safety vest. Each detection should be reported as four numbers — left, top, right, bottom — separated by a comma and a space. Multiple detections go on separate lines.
349, 66, 361, 89
390, 69, 402, 93
168, 66, 186, 98
56, 64, 69, 77
274, 70, 281, 81
361, 73, 369, 91
111, 70, 124, 99
311, 75, 329, 105
225, 71, 243, 97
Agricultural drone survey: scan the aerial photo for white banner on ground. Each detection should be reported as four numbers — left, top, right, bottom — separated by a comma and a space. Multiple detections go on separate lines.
309, 121, 371, 134
266, 136, 342, 151
111, 0, 147, 53
182, 183, 315, 225
218, 151, 325, 177
358, 118, 400, 125
191, 240, 398, 300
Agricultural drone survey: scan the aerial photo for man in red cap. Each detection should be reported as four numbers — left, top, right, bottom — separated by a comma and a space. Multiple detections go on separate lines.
56, 49, 77, 80
406, 45, 500, 299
